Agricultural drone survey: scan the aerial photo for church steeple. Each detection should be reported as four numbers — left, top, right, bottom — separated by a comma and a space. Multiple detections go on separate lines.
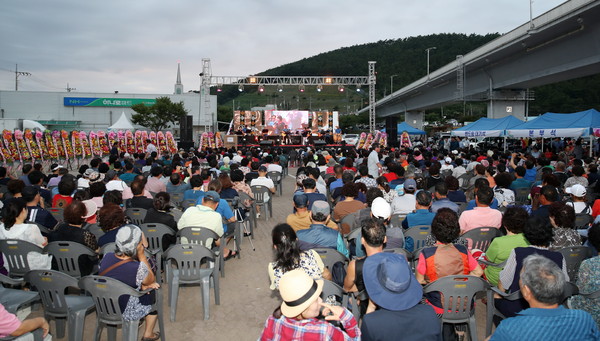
174, 63, 183, 94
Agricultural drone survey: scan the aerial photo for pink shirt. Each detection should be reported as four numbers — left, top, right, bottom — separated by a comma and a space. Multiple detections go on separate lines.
0, 304, 21, 338
458, 206, 502, 233
145, 176, 166, 194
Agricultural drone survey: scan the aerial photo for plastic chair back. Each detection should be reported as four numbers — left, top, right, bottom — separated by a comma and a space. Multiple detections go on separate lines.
125, 208, 147, 225
84, 223, 105, 239
514, 187, 531, 205
141, 223, 176, 252
574, 214, 593, 230
99, 242, 117, 255
164, 243, 216, 283
26, 270, 83, 317
340, 212, 357, 236
48, 207, 65, 223
311, 248, 348, 271
170, 192, 184, 208
267, 171, 283, 196
557, 246, 594, 282
321, 279, 348, 307
0, 239, 44, 278
182, 199, 197, 210
382, 247, 412, 261
45, 241, 98, 279
250, 185, 270, 204
461, 227, 502, 252
404, 225, 431, 250
177, 226, 220, 247
390, 214, 406, 228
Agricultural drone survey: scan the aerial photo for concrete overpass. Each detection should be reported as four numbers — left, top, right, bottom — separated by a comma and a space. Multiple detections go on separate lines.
366, 0, 600, 144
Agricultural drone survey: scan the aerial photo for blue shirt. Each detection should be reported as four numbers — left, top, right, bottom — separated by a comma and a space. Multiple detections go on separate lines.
195, 194, 234, 233
430, 198, 459, 213
465, 198, 499, 211
402, 209, 435, 229
304, 192, 328, 210
524, 168, 537, 182
329, 178, 343, 192
296, 224, 349, 258
184, 189, 204, 201
491, 306, 600, 341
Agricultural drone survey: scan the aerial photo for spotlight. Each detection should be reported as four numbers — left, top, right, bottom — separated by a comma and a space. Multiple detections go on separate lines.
317, 85, 323, 92
277, 85, 283, 92
324, 77, 333, 84
238, 84, 244, 92
216, 84, 222, 92
249, 77, 257, 84
338, 85, 345, 92
299, 85, 305, 92
356, 85, 361, 92
258, 85, 265, 92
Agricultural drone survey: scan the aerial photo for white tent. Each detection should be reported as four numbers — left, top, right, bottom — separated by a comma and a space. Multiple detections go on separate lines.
22, 120, 46, 131
108, 111, 135, 130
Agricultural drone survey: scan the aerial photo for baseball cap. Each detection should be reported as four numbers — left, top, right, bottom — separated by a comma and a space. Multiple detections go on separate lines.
310, 200, 330, 216
445, 157, 452, 164
105, 170, 117, 181
84, 168, 95, 178
293, 194, 309, 208
204, 191, 221, 202
371, 197, 392, 220
566, 184, 586, 197
51, 164, 63, 171
404, 179, 417, 191
452, 150, 459, 155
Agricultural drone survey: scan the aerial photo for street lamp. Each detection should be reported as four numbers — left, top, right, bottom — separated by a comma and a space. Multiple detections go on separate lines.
425, 47, 436, 80
390, 74, 399, 94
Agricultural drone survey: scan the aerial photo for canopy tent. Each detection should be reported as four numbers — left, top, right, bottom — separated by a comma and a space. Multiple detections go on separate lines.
108, 111, 135, 130
451, 115, 523, 137
507, 109, 600, 138
381, 122, 426, 135
22, 120, 46, 131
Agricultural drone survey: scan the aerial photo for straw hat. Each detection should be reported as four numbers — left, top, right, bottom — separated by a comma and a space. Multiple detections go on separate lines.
279, 269, 324, 318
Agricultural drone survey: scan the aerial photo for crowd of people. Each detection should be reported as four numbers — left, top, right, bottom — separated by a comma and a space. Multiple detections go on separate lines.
1, 137, 600, 340
261, 139, 600, 340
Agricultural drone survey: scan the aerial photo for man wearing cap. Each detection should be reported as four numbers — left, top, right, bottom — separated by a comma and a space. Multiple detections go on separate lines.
23, 186, 57, 229
565, 184, 591, 214
344, 219, 386, 316
287, 194, 339, 232
47, 165, 66, 188
391, 178, 417, 215
105, 170, 128, 192
296, 200, 349, 257
250, 165, 275, 202
178, 190, 224, 240
360, 252, 441, 341
260, 269, 360, 340
441, 157, 454, 172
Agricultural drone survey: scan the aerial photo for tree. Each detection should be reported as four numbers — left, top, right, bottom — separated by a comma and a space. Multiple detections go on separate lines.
131, 96, 188, 131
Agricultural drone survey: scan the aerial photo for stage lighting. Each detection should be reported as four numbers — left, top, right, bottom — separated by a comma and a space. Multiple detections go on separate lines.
324, 77, 333, 84
238, 84, 244, 92
356, 85, 361, 92
338, 85, 345, 92
216, 84, 222, 92
299, 85, 305, 92
249, 77, 257, 84
317, 85, 323, 92
277, 85, 283, 92
258, 85, 265, 92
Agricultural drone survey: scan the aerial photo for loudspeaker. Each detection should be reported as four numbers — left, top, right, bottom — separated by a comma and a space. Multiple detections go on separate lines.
313, 139, 326, 147
180, 115, 193, 143
178, 141, 194, 151
289, 135, 302, 145
386, 117, 399, 147
260, 140, 274, 146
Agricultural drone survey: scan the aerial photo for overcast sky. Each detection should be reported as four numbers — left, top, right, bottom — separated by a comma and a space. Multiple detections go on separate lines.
0, 0, 566, 94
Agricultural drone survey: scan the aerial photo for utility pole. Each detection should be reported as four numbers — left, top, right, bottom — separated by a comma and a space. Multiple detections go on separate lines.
390, 74, 399, 94
15, 64, 31, 91
65, 83, 76, 92
425, 47, 436, 80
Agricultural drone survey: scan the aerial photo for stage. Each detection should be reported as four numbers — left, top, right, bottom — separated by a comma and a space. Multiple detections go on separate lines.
233, 143, 356, 154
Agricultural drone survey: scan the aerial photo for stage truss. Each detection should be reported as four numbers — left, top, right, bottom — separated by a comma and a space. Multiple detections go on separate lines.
200, 59, 377, 132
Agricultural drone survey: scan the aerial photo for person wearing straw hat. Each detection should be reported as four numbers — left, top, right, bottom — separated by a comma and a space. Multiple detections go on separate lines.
360, 252, 441, 341
260, 269, 360, 340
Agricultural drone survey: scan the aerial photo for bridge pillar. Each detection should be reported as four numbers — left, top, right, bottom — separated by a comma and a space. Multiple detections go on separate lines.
385, 117, 398, 147
405, 111, 424, 130
486, 90, 530, 120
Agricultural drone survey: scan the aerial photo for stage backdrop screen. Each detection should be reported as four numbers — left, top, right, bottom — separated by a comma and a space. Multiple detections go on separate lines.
265, 110, 309, 133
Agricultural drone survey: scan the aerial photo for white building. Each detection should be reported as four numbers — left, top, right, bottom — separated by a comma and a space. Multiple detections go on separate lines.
0, 64, 217, 144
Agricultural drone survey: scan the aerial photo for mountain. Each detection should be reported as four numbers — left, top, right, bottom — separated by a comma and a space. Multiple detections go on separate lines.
215, 33, 600, 128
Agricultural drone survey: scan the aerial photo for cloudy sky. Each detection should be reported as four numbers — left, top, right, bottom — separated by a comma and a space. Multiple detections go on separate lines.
0, 0, 566, 94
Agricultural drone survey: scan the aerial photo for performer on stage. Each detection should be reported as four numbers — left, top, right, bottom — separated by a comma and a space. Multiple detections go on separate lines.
334, 126, 342, 143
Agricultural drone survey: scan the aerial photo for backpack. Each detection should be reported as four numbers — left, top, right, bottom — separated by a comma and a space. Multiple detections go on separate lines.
331, 261, 346, 288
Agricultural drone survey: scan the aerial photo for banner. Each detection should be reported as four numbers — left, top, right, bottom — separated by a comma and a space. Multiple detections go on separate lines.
452, 130, 502, 137
64, 97, 156, 107
507, 128, 587, 138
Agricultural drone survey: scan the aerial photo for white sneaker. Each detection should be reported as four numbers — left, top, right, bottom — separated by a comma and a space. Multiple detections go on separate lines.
256, 213, 261, 218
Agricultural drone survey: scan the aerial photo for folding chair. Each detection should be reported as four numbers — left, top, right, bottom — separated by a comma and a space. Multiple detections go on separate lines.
25, 270, 95, 341
164, 244, 220, 321
78, 275, 165, 341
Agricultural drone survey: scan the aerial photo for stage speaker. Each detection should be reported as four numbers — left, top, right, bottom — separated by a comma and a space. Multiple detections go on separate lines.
179, 115, 193, 143
289, 135, 302, 145
313, 139, 326, 147
260, 140, 274, 146
178, 141, 194, 151
386, 117, 399, 147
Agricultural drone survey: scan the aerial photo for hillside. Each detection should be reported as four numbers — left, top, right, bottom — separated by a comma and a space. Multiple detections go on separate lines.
214, 33, 600, 131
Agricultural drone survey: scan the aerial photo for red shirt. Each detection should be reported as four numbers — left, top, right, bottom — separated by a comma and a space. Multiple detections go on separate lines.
260, 308, 360, 341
